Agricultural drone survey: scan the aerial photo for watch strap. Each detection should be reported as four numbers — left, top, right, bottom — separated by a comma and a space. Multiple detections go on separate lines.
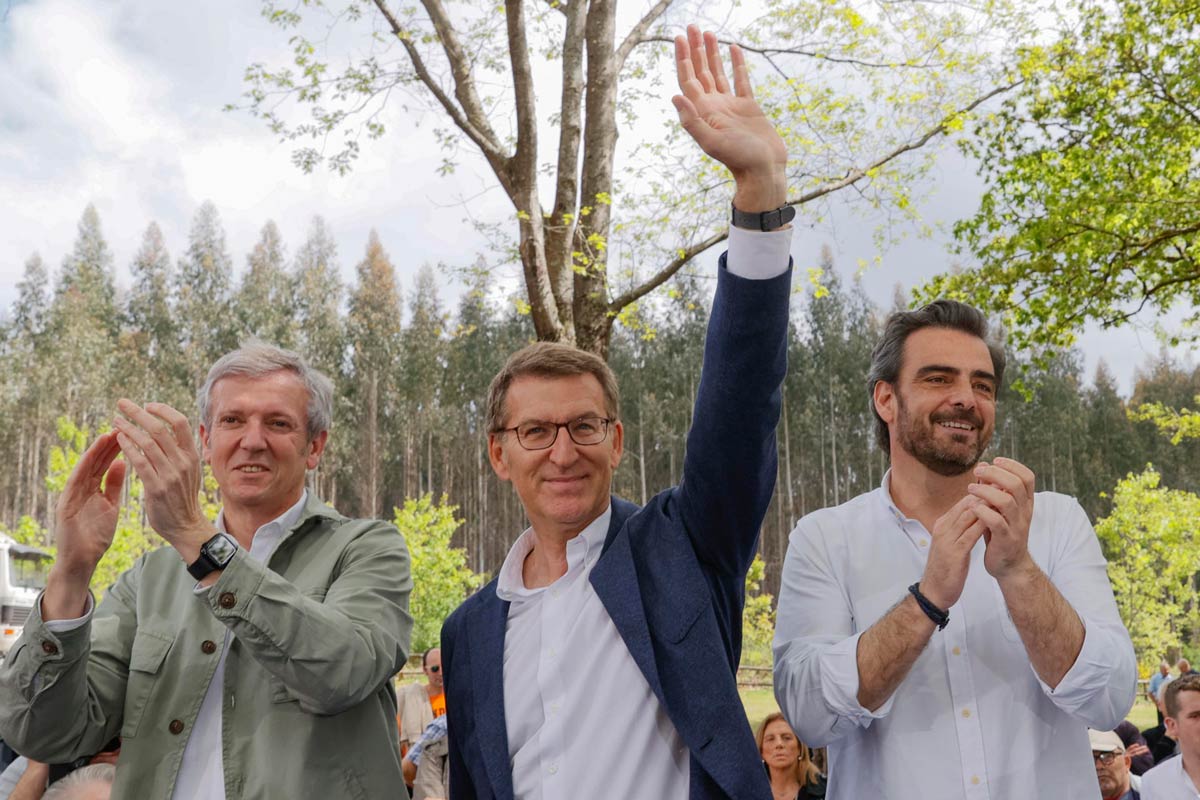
731, 202, 796, 232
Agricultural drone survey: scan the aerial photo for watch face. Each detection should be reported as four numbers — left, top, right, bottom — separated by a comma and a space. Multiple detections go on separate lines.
205, 534, 239, 565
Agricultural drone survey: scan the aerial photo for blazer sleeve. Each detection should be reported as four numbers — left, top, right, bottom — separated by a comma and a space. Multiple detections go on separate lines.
673, 255, 792, 578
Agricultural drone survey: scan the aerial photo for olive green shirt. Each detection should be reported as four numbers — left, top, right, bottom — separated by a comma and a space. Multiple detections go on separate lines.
0, 494, 413, 799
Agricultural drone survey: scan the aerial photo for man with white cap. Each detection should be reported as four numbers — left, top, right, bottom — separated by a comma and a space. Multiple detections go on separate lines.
1092, 729, 1140, 800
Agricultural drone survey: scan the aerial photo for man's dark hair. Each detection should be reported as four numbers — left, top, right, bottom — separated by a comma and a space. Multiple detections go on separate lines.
1166, 673, 1200, 719
866, 299, 1005, 453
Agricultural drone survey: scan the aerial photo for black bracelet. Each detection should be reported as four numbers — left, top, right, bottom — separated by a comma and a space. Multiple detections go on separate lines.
908, 582, 950, 630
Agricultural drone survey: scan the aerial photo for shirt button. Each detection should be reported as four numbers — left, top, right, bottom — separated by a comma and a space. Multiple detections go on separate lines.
971, 776, 980, 785
962, 708, 971, 718
547, 764, 558, 775
41, 641, 59, 655
218, 592, 237, 609
952, 646, 961, 656
169, 719, 185, 735
919, 538, 928, 547
201, 640, 217, 655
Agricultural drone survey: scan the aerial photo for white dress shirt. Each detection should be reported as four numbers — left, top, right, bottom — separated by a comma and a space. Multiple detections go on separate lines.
1143, 755, 1200, 800
495, 224, 793, 799
773, 472, 1136, 800
497, 507, 690, 800
171, 492, 308, 800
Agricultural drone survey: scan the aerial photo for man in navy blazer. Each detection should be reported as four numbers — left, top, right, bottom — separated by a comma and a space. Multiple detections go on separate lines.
441, 24, 792, 800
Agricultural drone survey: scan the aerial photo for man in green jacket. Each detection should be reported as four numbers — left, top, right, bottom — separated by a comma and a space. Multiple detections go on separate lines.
0, 341, 413, 799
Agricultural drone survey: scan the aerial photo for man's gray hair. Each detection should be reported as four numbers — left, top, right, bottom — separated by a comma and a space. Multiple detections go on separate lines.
197, 340, 335, 440
43, 763, 116, 800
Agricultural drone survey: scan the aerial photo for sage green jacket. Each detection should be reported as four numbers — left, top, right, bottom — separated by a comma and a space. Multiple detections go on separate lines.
0, 494, 413, 799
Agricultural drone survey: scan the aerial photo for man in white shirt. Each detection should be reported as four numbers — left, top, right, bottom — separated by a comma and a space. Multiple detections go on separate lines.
773, 300, 1136, 799
1142, 674, 1200, 799
442, 23, 794, 800
0, 342, 412, 798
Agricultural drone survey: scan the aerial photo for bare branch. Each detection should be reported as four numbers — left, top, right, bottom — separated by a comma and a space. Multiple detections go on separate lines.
370, 0, 511, 182
791, 81, 1020, 206
615, 0, 673, 69
609, 230, 729, 311
637, 35, 940, 70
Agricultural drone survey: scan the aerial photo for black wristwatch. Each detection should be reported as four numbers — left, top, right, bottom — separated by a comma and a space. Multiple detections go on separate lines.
731, 202, 796, 232
187, 533, 239, 580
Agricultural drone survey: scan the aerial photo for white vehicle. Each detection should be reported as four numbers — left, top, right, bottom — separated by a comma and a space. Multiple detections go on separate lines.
0, 533, 52, 658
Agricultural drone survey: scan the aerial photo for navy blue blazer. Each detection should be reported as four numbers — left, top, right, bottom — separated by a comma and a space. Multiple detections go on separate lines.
442, 257, 790, 800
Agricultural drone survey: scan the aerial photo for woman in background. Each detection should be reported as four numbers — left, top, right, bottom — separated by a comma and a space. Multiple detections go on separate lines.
756, 712, 826, 800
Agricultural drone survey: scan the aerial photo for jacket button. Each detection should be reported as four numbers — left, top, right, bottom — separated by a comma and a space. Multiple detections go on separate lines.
218, 592, 236, 609
169, 719, 185, 735
201, 640, 217, 655
41, 641, 59, 655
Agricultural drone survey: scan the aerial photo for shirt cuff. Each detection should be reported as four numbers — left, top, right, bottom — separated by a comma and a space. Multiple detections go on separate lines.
41, 593, 94, 633
725, 224, 793, 280
1035, 617, 1122, 704
818, 631, 896, 722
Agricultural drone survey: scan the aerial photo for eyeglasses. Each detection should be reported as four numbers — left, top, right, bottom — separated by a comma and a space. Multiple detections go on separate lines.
427, 665, 440, 673
1093, 751, 1121, 765
494, 417, 612, 451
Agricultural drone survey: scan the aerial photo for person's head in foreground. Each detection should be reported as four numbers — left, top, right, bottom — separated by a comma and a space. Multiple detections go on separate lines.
486, 342, 623, 538
756, 712, 822, 790
867, 299, 1005, 475
1165, 674, 1200, 760
1089, 729, 1132, 800
43, 764, 115, 800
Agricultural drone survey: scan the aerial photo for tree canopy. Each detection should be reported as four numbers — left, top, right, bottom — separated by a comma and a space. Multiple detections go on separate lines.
925, 0, 1200, 354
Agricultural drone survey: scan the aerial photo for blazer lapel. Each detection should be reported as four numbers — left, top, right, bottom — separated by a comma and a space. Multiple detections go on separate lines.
467, 589, 515, 800
591, 498, 667, 707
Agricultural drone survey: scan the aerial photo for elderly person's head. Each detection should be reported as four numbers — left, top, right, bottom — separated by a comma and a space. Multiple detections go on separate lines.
43, 764, 115, 800
1178, 658, 1193, 674
1089, 729, 1131, 799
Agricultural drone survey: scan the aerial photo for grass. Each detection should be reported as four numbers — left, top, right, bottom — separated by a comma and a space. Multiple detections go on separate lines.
740, 687, 780, 730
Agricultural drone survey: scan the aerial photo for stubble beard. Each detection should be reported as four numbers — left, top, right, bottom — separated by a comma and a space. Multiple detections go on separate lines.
895, 393, 991, 477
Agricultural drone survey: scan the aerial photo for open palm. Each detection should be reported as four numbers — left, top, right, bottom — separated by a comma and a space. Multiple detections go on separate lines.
673, 26, 787, 183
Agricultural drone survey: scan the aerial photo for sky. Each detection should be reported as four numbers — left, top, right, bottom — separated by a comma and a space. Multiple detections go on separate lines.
0, 0, 1194, 395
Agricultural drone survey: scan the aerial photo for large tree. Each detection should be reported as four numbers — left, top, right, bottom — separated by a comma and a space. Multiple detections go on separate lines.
239, 0, 1027, 355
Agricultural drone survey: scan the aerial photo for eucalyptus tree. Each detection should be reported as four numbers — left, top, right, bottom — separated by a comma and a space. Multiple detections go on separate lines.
236, 220, 298, 350
176, 202, 238, 390
346, 230, 404, 517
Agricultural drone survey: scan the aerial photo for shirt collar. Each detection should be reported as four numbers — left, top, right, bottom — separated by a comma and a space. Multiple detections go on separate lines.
496, 505, 612, 601
877, 468, 909, 526
216, 489, 309, 541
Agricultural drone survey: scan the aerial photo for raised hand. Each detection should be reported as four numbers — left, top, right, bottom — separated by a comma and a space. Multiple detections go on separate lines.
672, 24, 788, 212
968, 457, 1037, 580
42, 432, 127, 619
919, 494, 987, 611
113, 399, 212, 562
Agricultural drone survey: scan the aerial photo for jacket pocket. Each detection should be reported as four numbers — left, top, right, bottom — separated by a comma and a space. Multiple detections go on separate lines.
121, 628, 174, 739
